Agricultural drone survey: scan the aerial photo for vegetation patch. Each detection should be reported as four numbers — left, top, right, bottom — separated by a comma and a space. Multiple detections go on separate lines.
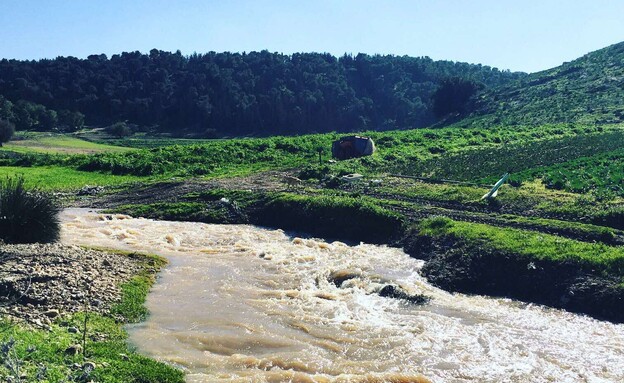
417, 218, 624, 273
3, 123, 621, 183
0, 166, 144, 190
113, 201, 244, 224
1, 132, 133, 154
510, 148, 624, 198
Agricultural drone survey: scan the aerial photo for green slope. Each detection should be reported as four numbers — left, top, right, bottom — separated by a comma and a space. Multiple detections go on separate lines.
458, 41, 624, 127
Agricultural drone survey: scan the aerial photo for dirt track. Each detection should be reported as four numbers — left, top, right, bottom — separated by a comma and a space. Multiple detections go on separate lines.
73, 170, 297, 209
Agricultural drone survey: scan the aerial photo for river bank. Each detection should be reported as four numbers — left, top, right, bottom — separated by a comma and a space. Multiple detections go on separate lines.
400, 219, 624, 323
0, 242, 183, 382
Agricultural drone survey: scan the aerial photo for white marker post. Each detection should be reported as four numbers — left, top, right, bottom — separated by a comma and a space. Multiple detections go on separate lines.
482, 173, 510, 200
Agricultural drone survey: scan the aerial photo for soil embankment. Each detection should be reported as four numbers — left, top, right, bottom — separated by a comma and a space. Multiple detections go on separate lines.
400, 231, 624, 323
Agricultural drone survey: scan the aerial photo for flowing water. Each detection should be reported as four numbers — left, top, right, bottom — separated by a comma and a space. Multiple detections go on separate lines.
61, 209, 624, 383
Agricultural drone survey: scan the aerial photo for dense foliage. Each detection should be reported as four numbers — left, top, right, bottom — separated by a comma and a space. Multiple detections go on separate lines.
0, 94, 84, 132
0, 50, 523, 136
0, 177, 60, 243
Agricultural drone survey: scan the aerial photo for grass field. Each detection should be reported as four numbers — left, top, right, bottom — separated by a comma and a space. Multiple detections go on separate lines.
0, 166, 145, 190
419, 217, 624, 275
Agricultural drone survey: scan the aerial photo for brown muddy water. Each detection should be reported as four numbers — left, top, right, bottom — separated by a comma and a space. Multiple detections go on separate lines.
61, 209, 624, 383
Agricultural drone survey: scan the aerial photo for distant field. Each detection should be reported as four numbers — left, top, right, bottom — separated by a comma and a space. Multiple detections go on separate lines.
2, 133, 133, 154
93, 137, 219, 149
75, 129, 220, 149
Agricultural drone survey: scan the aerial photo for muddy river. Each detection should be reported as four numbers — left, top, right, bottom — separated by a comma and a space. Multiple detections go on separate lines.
61, 209, 624, 383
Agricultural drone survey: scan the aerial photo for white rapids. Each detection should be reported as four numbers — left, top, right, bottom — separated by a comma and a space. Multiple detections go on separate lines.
61, 209, 624, 383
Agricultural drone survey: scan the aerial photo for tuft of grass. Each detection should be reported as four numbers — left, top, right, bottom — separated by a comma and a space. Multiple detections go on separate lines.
0, 177, 61, 243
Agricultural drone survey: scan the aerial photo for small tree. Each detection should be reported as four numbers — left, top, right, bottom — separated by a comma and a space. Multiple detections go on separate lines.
106, 122, 132, 138
0, 119, 15, 146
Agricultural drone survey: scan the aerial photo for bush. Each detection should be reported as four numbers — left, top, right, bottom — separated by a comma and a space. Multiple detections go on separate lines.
106, 121, 132, 138
0, 119, 15, 146
0, 177, 61, 244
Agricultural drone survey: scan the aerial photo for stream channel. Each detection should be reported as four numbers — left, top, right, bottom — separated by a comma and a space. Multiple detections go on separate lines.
60, 209, 624, 383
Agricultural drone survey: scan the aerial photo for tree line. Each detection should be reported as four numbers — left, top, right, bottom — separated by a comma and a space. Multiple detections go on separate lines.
0, 49, 524, 137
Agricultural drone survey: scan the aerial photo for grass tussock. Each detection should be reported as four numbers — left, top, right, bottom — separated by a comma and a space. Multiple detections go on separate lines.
0, 177, 61, 244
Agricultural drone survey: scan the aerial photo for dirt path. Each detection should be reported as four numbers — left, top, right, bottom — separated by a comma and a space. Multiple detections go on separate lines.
73, 170, 297, 209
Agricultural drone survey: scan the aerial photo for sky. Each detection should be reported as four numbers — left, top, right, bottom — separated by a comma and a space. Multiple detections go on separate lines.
0, 0, 623, 73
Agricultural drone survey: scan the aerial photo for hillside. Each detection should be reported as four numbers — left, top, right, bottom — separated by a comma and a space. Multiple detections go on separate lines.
458, 41, 624, 127
0, 50, 523, 137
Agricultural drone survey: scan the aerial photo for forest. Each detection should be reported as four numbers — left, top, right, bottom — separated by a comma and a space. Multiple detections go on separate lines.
0, 50, 523, 137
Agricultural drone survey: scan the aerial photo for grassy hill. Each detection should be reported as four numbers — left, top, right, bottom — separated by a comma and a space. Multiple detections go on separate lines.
458, 41, 624, 127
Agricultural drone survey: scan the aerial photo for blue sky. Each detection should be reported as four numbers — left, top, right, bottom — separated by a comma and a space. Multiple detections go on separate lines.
1, 0, 623, 73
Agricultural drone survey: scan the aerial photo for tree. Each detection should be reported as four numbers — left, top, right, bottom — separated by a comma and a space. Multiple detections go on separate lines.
431, 78, 481, 119
106, 121, 132, 138
58, 110, 85, 132
0, 119, 15, 146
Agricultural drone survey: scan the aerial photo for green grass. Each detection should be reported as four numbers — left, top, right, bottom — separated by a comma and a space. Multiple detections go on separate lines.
92, 136, 219, 149
0, 251, 183, 383
419, 217, 624, 276
0, 166, 145, 190
1, 123, 623, 229
113, 189, 405, 243
5, 123, 623, 181
109, 252, 168, 323
510, 148, 624, 197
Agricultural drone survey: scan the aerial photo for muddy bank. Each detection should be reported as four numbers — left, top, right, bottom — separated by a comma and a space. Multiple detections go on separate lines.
111, 189, 406, 244
400, 232, 624, 323
0, 243, 142, 326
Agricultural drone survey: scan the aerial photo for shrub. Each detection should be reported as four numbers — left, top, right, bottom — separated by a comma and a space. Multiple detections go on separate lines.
0, 119, 15, 146
106, 121, 132, 138
0, 177, 61, 243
